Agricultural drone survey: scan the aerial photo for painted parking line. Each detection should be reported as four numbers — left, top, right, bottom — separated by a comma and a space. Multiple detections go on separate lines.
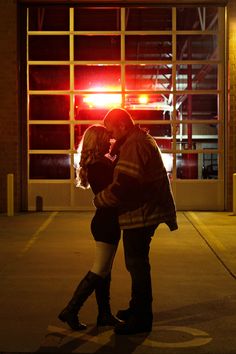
42, 324, 211, 351
18, 211, 58, 257
185, 211, 236, 279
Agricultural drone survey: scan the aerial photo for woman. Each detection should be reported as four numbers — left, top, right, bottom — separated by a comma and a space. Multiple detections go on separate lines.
58, 124, 122, 330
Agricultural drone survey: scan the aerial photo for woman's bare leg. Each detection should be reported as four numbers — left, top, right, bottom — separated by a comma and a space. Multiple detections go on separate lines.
91, 241, 118, 278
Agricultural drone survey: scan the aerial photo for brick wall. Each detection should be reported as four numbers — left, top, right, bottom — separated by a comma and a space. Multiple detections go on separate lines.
0, 1, 19, 213
227, 0, 236, 210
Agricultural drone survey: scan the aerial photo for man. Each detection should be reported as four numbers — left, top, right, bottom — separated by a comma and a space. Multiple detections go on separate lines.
94, 108, 178, 335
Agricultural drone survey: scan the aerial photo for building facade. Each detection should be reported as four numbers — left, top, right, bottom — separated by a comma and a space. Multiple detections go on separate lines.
0, 0, 235, 213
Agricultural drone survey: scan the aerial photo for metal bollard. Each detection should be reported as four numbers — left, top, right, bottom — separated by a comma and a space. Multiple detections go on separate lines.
234, 173, 236, 216
7, 173, 14, 216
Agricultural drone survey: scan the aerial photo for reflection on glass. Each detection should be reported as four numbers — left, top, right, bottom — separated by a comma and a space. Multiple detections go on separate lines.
125, 36, 172, 60
74, 65, 121, 90
74, 36, 120, 60
29, 95, 70, 120
177, 7, 218, 30
28, 36, 69, 61
177, 152, 218, 179
177, 94, 218, 120
30, 154, 70, 179
29, 125, 70, 149
126, 65, 172, 90
74, 9, 120, 30
176, 64, 217, 90
29, 66, 70, 90
126, 8, 172, 30
28, 7, 69, 31
177, 35, 218, 60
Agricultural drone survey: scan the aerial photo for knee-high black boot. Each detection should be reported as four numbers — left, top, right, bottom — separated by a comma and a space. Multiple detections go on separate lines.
58, 271, 101, 330
95, 273, 123, 327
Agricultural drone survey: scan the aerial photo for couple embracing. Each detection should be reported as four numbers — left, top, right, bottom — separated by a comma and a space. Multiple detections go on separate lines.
58, 108, 178, 335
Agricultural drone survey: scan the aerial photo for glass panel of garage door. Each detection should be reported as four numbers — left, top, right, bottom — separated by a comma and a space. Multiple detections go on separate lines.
126, 65, 172, 91
74, 65, 121, 91
176, 64, 217, 90
125, 35, 172, 61
176, 7, 218, 30
176, 94, 218, 121
28, 6, 69, 31
29, 95, 70, 120
177, 152, 218, 179
29, 125, 70, 150
74, 8, 120, 31
30, 154, 70, 179
126, 8, 172, 30
74, 36, 120, 61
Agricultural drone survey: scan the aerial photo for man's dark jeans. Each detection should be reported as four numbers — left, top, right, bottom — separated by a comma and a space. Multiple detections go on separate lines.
123, 225, 157, 319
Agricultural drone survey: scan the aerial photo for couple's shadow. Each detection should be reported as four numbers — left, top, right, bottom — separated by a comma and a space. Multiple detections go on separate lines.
36, 294, 236, 353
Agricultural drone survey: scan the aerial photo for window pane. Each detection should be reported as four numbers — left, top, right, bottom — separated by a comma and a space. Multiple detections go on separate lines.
29, 125, 70, 149
74, 9, 120, 30
29, 36, 69, 61
125, 35, 172, 60
29, 95, 70, 120
29, 65, 70, 90
30, 154, 70, 179
176, 64, 217, 90
176, 123, 218, 149
28, 7, 69, 31
74, 65, 121, 90
177, 35, 218, 60
126, 65, 172, 90
126, 8, 172, 30
177, 8, 218, 30
74, 36, 120, 60
177, 153, 218, 179
177, 94, 218, 120
202, 152, 218, 179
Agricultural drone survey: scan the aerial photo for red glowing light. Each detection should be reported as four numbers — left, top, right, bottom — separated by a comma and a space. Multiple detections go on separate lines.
138, 94, 148, 104
83, 87, 122, 108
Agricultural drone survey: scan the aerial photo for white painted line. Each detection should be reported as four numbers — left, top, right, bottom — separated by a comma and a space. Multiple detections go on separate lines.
18, 211, 58, 257
44, 324, 211, 350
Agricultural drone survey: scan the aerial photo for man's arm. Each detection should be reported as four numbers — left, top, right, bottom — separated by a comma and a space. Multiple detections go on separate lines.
93, 172, 141, 208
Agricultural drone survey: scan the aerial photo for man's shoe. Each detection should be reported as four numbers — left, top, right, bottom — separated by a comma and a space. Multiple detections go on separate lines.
114, 315, 152, 335
116, 308, 132, 321
97, 312, 124, 327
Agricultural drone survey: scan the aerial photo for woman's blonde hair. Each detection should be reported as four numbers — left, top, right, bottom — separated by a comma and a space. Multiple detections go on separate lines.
75, 124, 110, 189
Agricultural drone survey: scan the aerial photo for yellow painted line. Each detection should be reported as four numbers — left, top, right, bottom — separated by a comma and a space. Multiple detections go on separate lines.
19, 211, 58, 257
186, 212, 236, 279
186, 211, 227, 252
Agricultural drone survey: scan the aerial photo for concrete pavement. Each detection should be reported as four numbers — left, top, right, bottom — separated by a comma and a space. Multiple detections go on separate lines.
0, 211, 236, 354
